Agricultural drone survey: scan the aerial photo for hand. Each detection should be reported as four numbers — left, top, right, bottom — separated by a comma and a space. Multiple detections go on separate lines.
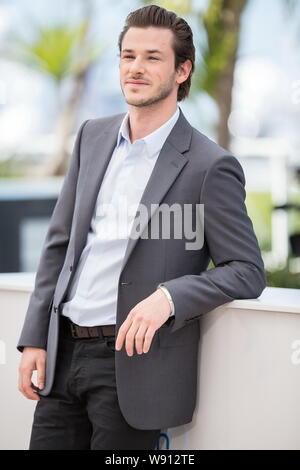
115, 288, 172, 356
18, 347, 47, 400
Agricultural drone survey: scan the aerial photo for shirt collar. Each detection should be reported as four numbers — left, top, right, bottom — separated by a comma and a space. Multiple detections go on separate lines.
116, 106, 180, 159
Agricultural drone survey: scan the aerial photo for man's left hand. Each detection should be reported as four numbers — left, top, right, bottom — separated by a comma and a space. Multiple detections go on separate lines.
115, 288, 172, 356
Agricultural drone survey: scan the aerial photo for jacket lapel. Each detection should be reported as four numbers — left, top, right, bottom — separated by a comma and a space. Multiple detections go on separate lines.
120, 137, 190, 273
73, 108, 193, 272
73, 114, 124, 263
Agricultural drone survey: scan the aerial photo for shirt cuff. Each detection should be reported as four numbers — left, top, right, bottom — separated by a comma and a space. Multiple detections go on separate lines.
157, 284, 175, 317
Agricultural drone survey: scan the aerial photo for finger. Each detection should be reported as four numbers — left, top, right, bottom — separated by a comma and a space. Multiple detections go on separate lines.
143, 327, 156, 354
37, 358, 46, 390
134, 323, 148, 355
20, 378, 40, 400
22, 371, 40, 400
125, 322, 141, 356
115, 325, 127, 351
115, 314, 133, 351
18, 369, 27, 396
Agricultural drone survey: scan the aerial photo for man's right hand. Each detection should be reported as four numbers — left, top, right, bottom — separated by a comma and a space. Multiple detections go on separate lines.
18, 347, 46, 400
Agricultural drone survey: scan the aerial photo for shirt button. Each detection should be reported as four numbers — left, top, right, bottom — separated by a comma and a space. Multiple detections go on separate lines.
69, 265, 73, 272
121, 281, 132, 286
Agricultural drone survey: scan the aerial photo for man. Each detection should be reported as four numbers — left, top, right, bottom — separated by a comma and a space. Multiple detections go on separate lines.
17, 5, 266, 450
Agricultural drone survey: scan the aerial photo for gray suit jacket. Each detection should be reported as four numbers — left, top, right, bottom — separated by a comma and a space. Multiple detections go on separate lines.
17, 108, 266, 429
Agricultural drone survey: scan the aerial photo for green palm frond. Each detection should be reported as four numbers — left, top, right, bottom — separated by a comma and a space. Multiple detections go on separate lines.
7, 21, 101, 82
140, 0, 193, 16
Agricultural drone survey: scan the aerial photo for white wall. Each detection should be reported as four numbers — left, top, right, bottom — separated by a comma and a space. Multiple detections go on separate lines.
1, 274, 300, 450
0, 286, 36, 450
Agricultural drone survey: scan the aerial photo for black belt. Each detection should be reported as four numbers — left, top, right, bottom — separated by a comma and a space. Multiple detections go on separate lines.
61, 315, 116, 339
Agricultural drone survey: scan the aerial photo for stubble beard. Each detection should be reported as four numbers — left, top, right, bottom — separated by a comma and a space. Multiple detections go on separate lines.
121, 71, 177, 108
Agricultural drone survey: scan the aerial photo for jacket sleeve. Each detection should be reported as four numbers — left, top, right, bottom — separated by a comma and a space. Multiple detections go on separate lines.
157, 154, 266, 333
16, 120, 89, 352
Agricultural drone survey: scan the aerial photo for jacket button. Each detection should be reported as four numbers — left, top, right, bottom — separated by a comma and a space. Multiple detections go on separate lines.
121, 281, 132, 286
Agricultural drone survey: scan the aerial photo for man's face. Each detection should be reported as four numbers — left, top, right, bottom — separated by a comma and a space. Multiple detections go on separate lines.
119, 26, 179, 108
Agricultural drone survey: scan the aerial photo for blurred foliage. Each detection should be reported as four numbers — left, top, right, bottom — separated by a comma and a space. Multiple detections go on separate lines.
247, 190, 300, 289
194, 0, 248, 99
289, 187, 300, 234
246, 190, 300, 252
1, 0, 104, 176
0, 158, 25, 178
6, 22, 102, 83
266, 262, 300, 289
246, 192, 272, 252
141, 0, 193, 15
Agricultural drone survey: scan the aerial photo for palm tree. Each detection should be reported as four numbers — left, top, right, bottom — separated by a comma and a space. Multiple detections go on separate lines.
5, 0, 102, 176
194, 0, 248, 150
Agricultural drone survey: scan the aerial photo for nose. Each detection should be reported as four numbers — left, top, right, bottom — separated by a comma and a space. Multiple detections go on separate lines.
129, 57, 145, 75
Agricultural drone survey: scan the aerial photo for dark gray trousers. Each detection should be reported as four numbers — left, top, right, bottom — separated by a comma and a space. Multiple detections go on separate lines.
29, 315, 161, 450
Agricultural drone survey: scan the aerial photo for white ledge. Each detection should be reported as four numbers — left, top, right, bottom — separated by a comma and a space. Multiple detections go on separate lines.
0, 272, 36, 292
224, 287, 300, 314
0, 272, 299, 314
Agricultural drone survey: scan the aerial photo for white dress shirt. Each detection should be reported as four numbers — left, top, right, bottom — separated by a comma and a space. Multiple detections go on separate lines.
61, 107, 179, 326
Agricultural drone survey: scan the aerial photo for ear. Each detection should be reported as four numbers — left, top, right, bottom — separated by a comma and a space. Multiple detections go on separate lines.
176, 59, 192, 85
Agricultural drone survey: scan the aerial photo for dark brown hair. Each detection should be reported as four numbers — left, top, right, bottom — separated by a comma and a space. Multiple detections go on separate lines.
118, 4, 195, 101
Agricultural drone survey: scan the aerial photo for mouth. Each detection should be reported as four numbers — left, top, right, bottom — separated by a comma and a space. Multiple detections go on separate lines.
126, 81, 149, 86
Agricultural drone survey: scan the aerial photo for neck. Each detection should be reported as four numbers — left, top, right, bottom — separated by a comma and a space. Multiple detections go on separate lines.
127, 99, 178, 143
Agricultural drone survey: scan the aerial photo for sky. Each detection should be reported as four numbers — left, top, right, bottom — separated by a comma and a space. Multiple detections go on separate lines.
0, 0, 299, 153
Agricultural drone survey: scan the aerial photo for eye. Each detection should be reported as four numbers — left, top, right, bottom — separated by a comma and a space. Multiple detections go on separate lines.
122, 55, 159, 60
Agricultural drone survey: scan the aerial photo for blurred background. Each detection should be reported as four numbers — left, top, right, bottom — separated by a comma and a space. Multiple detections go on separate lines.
0, 0, 299, 288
